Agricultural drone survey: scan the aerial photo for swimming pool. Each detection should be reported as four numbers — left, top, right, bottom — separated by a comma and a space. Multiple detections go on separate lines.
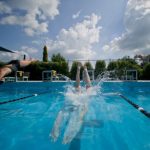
0, 82, 150, 150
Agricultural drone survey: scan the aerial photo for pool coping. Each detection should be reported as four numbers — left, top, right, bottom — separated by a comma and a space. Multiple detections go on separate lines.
2, 80, 150, 84
15, 80, 150, 83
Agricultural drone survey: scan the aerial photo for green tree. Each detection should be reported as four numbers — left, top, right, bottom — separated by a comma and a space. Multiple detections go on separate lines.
107, 61, 118, 70
51, 62, 69, 76
70, 61, 78, 80
142, 63, 150, 80
24, 61, 69, 80
24, 61, 48, 80
84, 61, 93, 70
94, 60, 106, 78
112, 59, 142, 80
51, 53, 66, 62
70, 61, 84, 80
43, 45, 48, 62
51, 53, 69, 76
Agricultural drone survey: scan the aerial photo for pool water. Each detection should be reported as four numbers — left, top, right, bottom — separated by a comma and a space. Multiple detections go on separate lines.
0, 82, 150, 150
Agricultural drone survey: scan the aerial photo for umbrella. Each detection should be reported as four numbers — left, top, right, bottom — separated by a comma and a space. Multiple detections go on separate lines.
0, 46, 15, 53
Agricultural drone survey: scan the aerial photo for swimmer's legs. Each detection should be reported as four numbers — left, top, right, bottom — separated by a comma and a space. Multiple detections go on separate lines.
50, 105, 75, 142
62, 104, 88, 144
83, 65, 91, 88
75, 63, 81, 90
50, 110, 64, 142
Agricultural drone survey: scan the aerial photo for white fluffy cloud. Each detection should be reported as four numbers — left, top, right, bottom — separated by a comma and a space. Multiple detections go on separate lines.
46, 13, 101, 60
0, 0, 60, 36
72, 10, 81, 19
102, 0, 150, 58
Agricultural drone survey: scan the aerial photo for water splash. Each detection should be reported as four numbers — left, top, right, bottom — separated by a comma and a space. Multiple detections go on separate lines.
50, 83, 99, 144
96, 70, 118, 84
50, 71, 119, 144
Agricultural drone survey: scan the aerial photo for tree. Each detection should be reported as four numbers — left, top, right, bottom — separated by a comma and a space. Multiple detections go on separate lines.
43, 45, 48, 62
107, 61, 118, 71
59, 62, 69, 76
94, 60, 106, 78
110, 59, 142, 80
84, 61, 93, 70
24, 61, 69, 80
70, 61, 78, 80
51, 53, 66, 62
70, 61, 84, 80
51, 53, 69, 76
142, 63, 150, 80
51, 61, 69, 76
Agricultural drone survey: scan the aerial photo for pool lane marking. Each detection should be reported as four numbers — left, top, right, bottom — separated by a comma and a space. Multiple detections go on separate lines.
118, 94, 150, 119
0, 91, 50, 105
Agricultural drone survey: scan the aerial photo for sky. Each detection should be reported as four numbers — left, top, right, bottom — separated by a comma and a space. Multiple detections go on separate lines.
0, 0, 150, 62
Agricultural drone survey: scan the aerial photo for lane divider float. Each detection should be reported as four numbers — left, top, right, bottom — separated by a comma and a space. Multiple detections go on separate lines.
118, 94, 150, 119
0, 91, 50, 105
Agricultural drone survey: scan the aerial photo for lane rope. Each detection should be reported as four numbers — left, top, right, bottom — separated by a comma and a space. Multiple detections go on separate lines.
118, 94, 150, 119
0, 91, 50, 105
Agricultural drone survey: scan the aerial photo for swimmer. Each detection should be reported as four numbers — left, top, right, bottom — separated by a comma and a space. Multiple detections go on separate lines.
0, 59, 36, 81
50, 63, 92, 144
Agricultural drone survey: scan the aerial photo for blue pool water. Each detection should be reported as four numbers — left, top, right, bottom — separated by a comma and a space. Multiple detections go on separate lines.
0, 82, 150, 150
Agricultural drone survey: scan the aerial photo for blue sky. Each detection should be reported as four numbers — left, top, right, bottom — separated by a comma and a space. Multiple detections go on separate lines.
0, 0, 149, 61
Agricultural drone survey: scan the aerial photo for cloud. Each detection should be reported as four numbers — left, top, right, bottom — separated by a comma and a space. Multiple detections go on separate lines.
0, 50, 29, 62
46, 13, 101, 60
0, 0, 60, 36
0, 1, 11, 14
102, 0, 150, 58
21, 46, 38, 54
72, 10, 81, 19
32, 40, 41, 45
0, 45, 39, 62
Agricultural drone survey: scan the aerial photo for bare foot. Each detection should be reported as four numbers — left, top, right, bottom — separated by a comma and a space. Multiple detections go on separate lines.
50, 129, 59, 142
